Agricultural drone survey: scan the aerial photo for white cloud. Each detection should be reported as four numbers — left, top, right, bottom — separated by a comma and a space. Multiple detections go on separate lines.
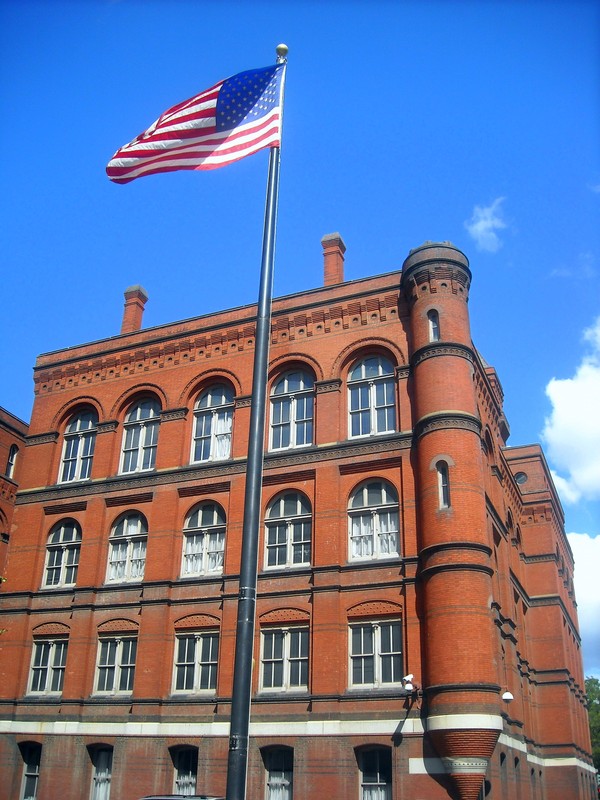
567, 532, 600, 677
542, 317, 600, 503
464, 197, 506, 253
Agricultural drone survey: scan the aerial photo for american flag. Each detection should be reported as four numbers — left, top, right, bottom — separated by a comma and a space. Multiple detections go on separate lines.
106, 64, 285, 184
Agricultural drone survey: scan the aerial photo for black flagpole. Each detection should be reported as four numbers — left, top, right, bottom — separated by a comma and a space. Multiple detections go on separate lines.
225, 43, 288, 800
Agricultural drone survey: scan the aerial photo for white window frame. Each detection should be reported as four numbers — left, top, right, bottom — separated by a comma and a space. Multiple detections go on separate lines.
59, 409, 97, 483
270, 370, 314, 451
264, 747, 294, 800
349, 620, 403, 689
172, 747, 198, 796
260, 626, 309, 693
173, 630, 219, 694
427, 309, 441, 342
106, 513, 147, 583
20, 743, 41, 800
348, 356, 396, 439
43, 520, 81, 588
90, 747, 112, 800
181, 502, 226, 577
436, 460, 451, 509
6, 444, 18, 480
348, 481, 399, 562
358, 747, 392, 800
191, 384, 234, 463
28, 638, 68, 695
120, 398, 160, 474
95, 636, 137, 694
264, 492, 311, 570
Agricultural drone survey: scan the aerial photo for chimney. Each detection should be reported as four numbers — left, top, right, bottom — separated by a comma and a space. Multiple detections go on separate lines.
121, 285, 148, 334
321, 232, 346, 286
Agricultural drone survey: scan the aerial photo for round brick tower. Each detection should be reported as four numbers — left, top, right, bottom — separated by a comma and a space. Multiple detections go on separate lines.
401, 243, 502, 800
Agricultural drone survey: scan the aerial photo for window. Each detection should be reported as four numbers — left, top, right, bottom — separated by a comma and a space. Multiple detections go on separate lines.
270, 370, 314, 450
348, 356, 396, 438
107, 513, 147, 583
172, 747, 198, 796
357, 747, 392, 800
43, 520, 81, 587
59, 409, 97, 482
427, 309, 440, 342
436, 460, 450, 508
261, 627, 308, 692
181, 502, 225, 577
348, 481, 399, 561
120, 398, 160, 473
6, 444, 18, 480
192, 384, 234, 462
95, 637, 137, 693
19, 743, 41, 800
29, 638, 68, 694
90, 747, 112, 800
265, 492, 311, 569
264, 747, 293, 800
349, 620, 403, 688
173, 630, 219, 693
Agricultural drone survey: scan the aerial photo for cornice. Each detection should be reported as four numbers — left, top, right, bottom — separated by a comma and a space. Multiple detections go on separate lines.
414, 410, 481, 439
412, 341, 474, 368
25, 431, 59, 447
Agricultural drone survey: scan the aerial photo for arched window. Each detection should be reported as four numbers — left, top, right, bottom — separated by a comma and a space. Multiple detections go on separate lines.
192, 384, 234, 463
263, 747, 294, 800
357, 747, 392, 800
19, 742, 41, 800
120, 398, 160, 474
181, 502, 226, 577
43, 520, 81, 587
106, 512, 147, 583
171, 746, 199, 795
6, 444, 18, 480
60, 408, 98, 483
436, 460, 450, 509
427, 309, 440, 342
89, 746, 113, 800
270, 370, 314, 450
348, 356, 396, 438
348, 481, 399, 561
265, 492, 312, 569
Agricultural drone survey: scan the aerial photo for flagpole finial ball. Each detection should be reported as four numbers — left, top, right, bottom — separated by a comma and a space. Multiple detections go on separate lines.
276, 43, 289, 59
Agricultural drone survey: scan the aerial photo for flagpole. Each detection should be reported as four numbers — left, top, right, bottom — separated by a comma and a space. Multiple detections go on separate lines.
225, 43, 287, 800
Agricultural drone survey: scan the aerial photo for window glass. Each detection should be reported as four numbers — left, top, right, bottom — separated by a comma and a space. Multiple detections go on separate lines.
192, 384, 234, 462
265, 492, 311, 569
173, 631, 219, 693
349, 621, 402, 688
182, 502, 226, 576
348, 357, 396, 438
29, 638, 68, 694
107, 513, 147, 583
436, 461, 451, 508
270, 371, 314, 451
6, 444, 19, 480
172, 747, 198, 796
261, 627, 308, 692
265, 748, 293, 800
19, 743, 41, 800
44, 521, 81, 588
60, 409, 98, 483
427, 309, 440, 342
121, 398, 160, 474
90, 747, 113, 800
348, 481, 399, 561
96, 637, 137, 693
358, 747, 392, 800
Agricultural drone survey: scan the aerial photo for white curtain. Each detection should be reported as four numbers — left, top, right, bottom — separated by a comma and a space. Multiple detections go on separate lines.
213, 410, 232, 459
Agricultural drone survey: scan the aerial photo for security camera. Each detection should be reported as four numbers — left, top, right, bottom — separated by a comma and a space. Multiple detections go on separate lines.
502, 691, 514, 703
403, 674, 414, 682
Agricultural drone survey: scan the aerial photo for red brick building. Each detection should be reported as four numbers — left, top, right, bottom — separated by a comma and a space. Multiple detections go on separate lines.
0, 239, 594, 800
0, 405, 28, 578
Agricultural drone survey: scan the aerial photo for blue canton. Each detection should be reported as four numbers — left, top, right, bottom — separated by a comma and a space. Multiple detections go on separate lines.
216, 65, 283, 131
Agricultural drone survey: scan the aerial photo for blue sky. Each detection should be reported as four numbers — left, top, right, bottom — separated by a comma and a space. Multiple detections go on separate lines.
1, 0, 599, 674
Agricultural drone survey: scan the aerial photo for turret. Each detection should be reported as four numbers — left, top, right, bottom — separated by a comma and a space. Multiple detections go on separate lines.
401, 243, 502, 800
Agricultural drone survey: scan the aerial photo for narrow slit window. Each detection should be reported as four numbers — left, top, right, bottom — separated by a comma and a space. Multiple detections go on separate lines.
427, 310, 440, 342
436, 460, 450, 509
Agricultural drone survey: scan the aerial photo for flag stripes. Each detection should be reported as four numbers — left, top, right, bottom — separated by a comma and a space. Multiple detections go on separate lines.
107, 64, 284, 184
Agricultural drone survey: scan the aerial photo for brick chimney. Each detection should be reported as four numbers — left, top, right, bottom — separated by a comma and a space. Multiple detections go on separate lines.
321, 233, 346, 286
121, 285, 148, 334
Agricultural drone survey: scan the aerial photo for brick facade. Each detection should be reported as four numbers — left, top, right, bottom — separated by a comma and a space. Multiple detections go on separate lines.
0, 240, 594, 800
0, 406, 28, 578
